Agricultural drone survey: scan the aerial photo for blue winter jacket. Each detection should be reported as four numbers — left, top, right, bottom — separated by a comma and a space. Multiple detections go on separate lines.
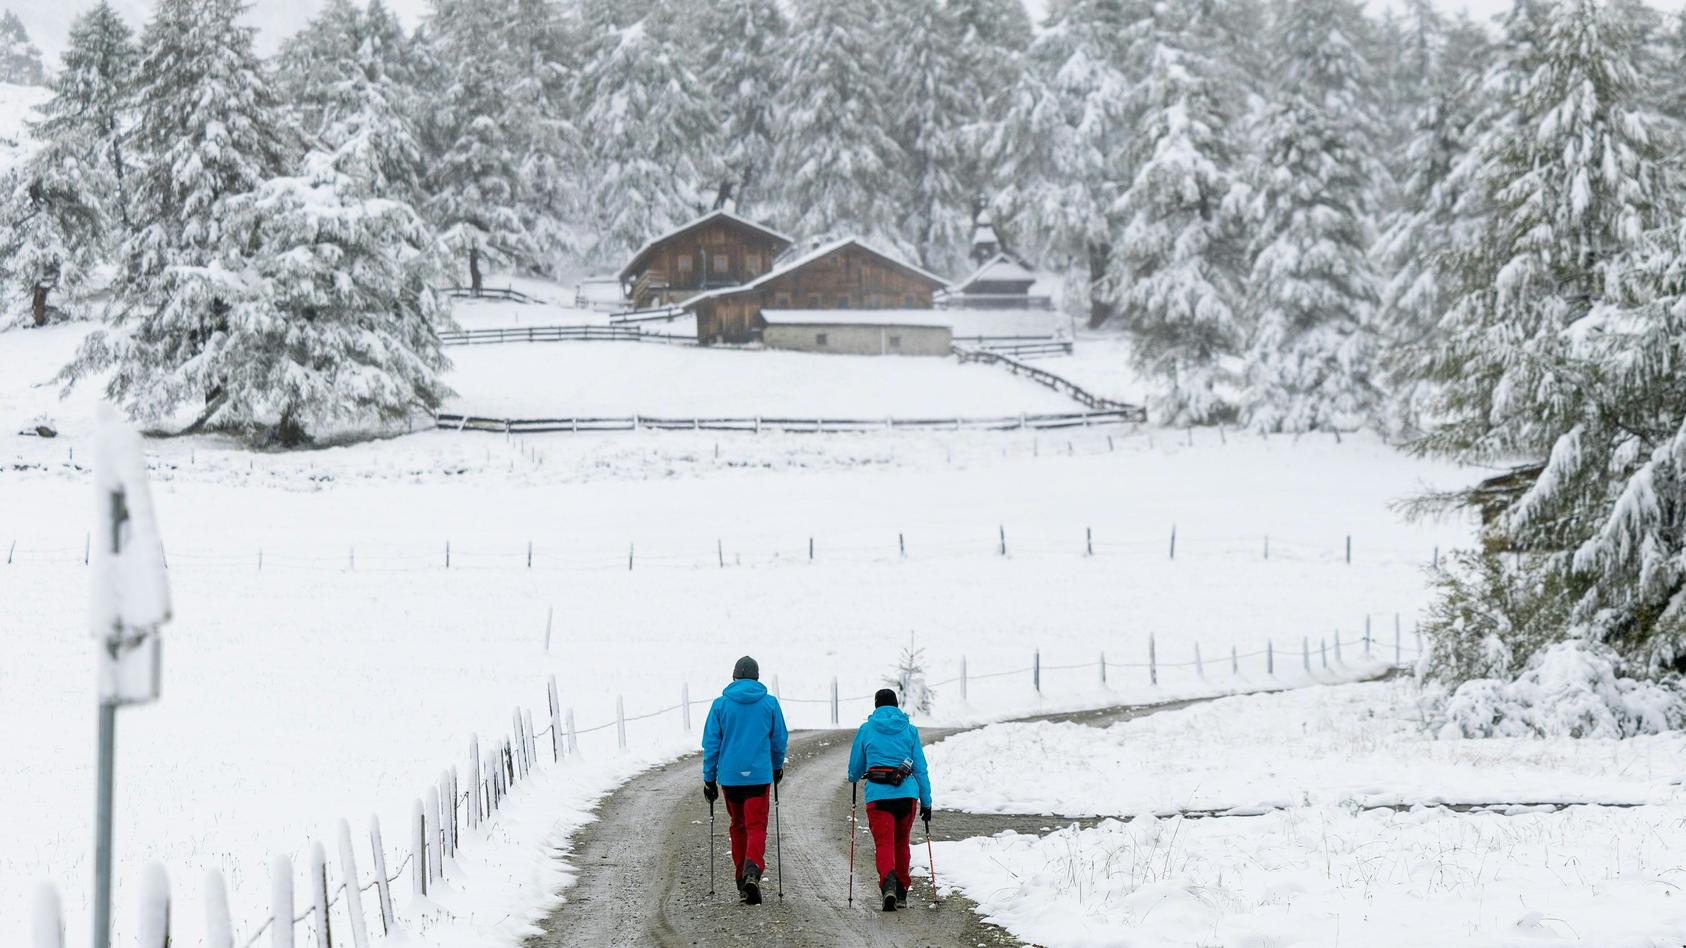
702, 679, 789, 786
847, 706, 932, 808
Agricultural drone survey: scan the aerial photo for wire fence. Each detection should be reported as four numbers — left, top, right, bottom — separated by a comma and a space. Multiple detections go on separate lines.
31, 623, 1423, 948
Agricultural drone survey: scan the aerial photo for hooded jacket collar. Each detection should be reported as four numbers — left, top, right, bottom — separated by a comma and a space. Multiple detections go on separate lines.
868, 705, 910, 733
724, 678, 768, 703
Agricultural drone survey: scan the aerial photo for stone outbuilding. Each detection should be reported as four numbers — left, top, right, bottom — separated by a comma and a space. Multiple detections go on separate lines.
758, 310, 954, 356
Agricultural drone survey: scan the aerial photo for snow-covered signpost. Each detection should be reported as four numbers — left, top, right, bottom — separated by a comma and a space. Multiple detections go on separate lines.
90, 407, 172, 948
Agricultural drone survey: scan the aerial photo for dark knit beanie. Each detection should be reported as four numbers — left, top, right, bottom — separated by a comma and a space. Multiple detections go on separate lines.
733, 656, 760, 680
875, 688, 899, 708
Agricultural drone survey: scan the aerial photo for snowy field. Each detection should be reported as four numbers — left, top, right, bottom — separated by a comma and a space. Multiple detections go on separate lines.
926, 682, 1686, 946
444, 341, 1084, 417
0, 317, 1477, 944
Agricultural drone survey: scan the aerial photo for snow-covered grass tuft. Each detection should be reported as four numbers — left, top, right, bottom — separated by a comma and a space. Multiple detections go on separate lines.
1435, 640, 1685, 740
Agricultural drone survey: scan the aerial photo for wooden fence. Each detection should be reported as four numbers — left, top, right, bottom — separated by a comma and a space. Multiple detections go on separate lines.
437, 325, 695, 346
442, 286, 535, 304
955, 346, 1144, 417
608, 306, 688, 325
433, 409, 1140, 435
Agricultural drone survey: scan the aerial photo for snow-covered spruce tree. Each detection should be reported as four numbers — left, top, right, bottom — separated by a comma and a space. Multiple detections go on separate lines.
689, 0, 786, 214
423, 0, 535, 290
943, 0, 1032, 206
198, 146, 452, 445
885, 0, 973, 271
989, 2, 1145, 328
768, 0, 907, 250
0, 10, 46, 86
30, 1, 138, 239
1412, 0, 1678, 686
572, 15, 718, 260
60, 0, 296, 428
0, 149, 103, 326
1114, 0, 1251, 426
501, 0, 582, 270
1237, 0, 1383, 433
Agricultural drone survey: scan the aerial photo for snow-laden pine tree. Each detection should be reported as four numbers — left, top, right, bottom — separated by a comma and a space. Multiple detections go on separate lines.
768, 0, 908, 250
1371, 13, 1489, 432
28, 0, 137, 242
423, 0, 535, 289
187, 144, 453, 445
280, 0, 428, 205
0, 149, 103, 325
1412, 0, 1680, 684
689, 0, 785, 214
501, 0, 581, 269
572, 14, 718, 260
61, 0, 296, 428
943, 0, 1032, 206
1237, 0, 1383, 433
0, 10, 46, 86
989, 2, 1144, 327
1114, 0, 1251, 425
947, 0, 1032, 52
885, 0, 973, 271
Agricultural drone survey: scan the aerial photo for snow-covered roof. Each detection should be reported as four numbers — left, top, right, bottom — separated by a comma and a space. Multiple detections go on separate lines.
951, 253, 1038, 292
681, 237, 950, 309
760, 310, 954, 330
618, 209, 794, 281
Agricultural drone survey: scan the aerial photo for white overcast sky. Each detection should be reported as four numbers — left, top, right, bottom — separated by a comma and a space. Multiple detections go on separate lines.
9, 0, 1682, 63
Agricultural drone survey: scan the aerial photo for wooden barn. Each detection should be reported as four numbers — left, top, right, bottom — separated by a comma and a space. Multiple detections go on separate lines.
682, 238, 949, 346
619, 210, 794, 310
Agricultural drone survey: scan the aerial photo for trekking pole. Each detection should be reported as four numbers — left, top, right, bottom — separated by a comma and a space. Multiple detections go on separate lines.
709, 798, 717, 897
847, 782, 858, 905
774, 781, 785, 900
924, 812, 939, 903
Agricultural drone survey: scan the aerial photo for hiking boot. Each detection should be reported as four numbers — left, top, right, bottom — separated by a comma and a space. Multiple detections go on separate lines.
895, 878, 908, 906
742, 862, 763, 905
881, 875, 898, 912
736, 873, 748, 903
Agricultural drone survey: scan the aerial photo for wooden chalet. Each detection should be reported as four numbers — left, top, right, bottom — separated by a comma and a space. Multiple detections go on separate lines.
619, 210, 794, 310
681, 238, 950, 345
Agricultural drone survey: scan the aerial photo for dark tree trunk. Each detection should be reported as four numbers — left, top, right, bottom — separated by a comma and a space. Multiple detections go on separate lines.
469, 246, 483, 295
712, 179, 735, 211
1087, 241, 1114, 329
30, 283, 47, 327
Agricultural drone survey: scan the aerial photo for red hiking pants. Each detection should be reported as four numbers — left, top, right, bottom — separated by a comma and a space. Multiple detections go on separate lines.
866, 799, 915, 888
723, 785, 770, 879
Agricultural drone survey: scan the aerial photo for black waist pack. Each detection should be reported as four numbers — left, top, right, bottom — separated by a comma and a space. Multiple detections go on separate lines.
865, 761, 913, 786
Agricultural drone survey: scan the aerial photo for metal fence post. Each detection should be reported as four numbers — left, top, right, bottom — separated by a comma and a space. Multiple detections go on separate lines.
960, 656, 968, 702
272, 854, 294, 948
1149, 634, 1158, 686
616, 695, 627, 751
830, 677, 839, 725
1033, 649, 1040, 692
1267, 639, 1274, 676
369, 816, 395, 934
1194, 643, 1204, 679
681, 682, 692, 733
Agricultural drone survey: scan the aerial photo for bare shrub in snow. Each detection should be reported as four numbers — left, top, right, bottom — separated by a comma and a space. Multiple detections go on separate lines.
1435, 641, 1684, 740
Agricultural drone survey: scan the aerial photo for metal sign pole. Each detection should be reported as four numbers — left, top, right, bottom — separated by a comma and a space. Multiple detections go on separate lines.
93, 701, 115, 948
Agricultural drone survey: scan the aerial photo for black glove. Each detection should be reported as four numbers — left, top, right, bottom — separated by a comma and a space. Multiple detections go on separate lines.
773, 768, 784, 785
921, 804, 932, 823
703, 781, 718, 803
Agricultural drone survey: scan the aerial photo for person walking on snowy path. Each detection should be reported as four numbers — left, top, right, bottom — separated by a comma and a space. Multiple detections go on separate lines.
847, 688, 933, 912
702, 655, 789, 905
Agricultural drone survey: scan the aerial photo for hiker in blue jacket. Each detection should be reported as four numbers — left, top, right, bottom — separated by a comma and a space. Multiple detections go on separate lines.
847, 688, 933, 911
702, 655, 789, 905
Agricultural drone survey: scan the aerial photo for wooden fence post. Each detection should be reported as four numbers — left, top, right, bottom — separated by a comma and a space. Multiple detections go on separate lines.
959, 656, 968, 702
1099, 651, 1107, 685
1334, 632, 1343, 665
1321, 638, 1329, 669
1395, 614, 1402, 665
415, 797, 431, 892
1169, 525, 1176, 560
440, 770, 456, 859
566, 709, 578, 756
523, 709, 538, 771
338, 820, 371, 948
138, 863, 170, 948
550, 678, 565, 758
1267, 639, 1274, 676
204, 868, 234, 948
830, 677, 840, 725
369, 816, 395, 934
1194, 643, 1204, 679
898, 532, 906, 558
1302, 637, 1310, 672
308, 842, 330, 948
616, 696, 627, 751
1364, 615, 1372, 655
31, 883, 64, 948
681, 682, 692, 733
999, 525, 1007, 557
273, 854, 295, 948
1149, 634, 1158, 685
1033, 649, 1040, 692
468, 738, 481, 828
1345, 535, 1352, 563
1231, 644, 1238, 676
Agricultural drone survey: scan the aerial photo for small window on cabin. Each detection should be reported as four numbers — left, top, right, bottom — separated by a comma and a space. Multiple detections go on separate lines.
905, 294, 918, 307
677, 255, 692, 272
747, 254, 761, 274
715, 254, 730, 272
774, 293, 790, 307
816, 333, 829, 347
889, 335, 903, 349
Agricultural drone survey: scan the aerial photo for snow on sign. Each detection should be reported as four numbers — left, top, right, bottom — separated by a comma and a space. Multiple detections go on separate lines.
91, 406, 170, 705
